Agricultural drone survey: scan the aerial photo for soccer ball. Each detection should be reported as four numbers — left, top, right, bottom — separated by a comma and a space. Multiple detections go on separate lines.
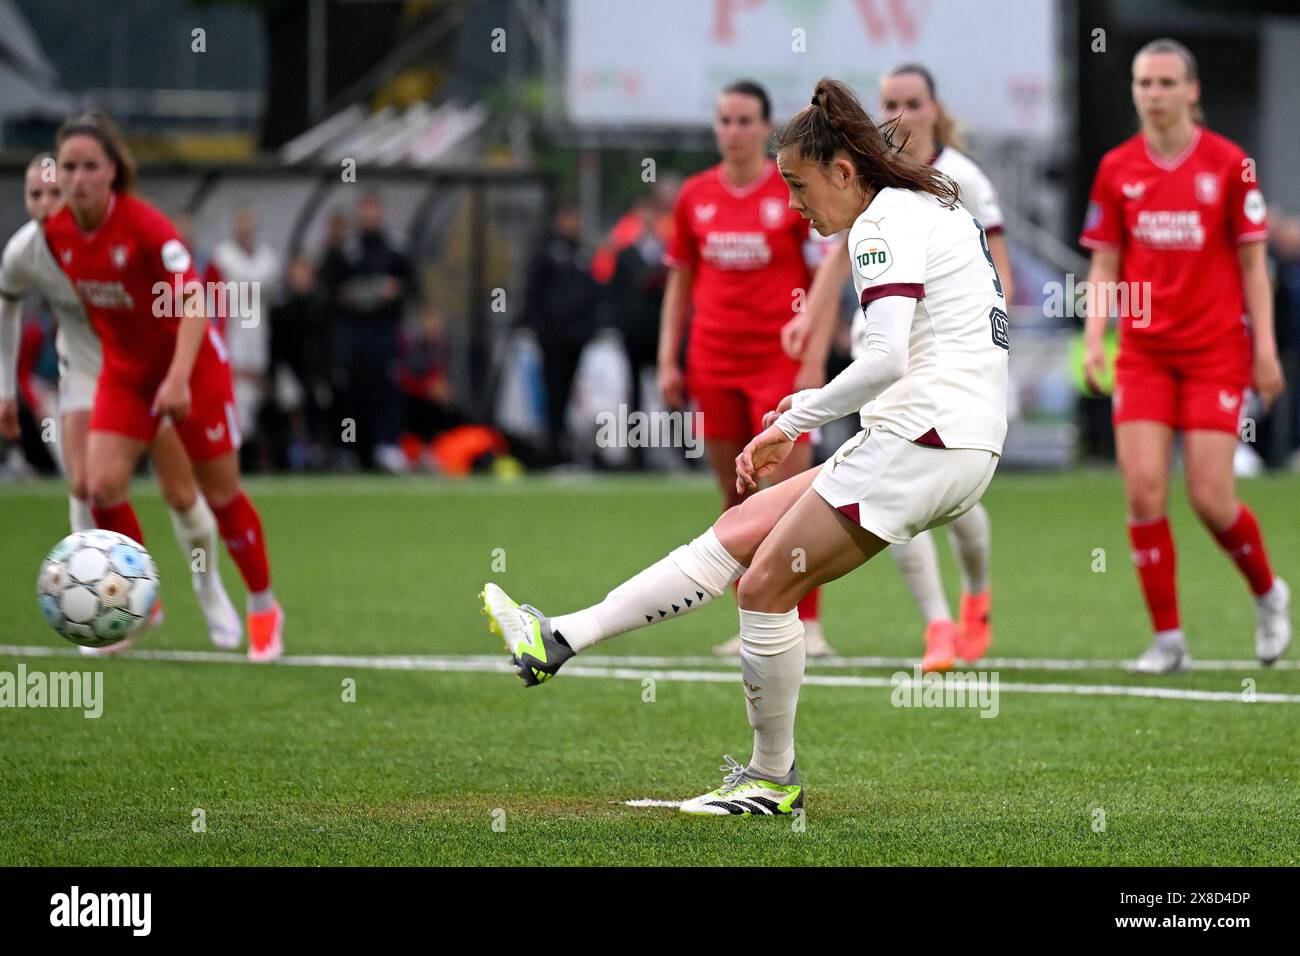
36, 531, 159, 648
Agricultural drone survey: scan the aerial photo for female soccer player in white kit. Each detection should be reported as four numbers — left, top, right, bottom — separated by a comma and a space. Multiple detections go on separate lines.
481, 78, 1007, 815
0, 153, 241, 652
787, 63, 1011, 672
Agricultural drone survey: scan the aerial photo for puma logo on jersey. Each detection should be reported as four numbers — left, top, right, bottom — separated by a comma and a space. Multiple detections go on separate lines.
110, 244, 129, 270
1218, 390, 1238, 412
695, 203, 716, 221
205, 423, 225, 442
1121, 182, 1146, 199
61, 249, 72, 264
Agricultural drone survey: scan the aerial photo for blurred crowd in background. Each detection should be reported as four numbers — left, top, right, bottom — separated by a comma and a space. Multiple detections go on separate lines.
8, 168, 1300, 481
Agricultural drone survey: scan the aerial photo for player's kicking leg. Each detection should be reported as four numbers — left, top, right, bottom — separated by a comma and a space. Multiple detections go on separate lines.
480, 467, 820, 686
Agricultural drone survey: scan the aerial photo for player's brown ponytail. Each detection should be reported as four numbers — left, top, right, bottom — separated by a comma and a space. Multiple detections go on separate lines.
55, 112, 137, 194
773, 77, 958, 207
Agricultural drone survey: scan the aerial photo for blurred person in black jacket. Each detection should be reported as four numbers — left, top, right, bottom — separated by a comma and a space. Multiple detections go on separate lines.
267, 254, 333, 471
521, 202, 600, 466
326, 193, 416, 473
606, 196, 670, 468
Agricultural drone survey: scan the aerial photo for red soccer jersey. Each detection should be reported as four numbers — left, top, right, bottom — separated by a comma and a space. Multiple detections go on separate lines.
44, 192, 210, 389
665, 160, 813, 380
1079, 126, 1268, 352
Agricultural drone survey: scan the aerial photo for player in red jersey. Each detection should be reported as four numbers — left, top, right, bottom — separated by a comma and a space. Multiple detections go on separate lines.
44, 114, 284, 661
1080, 40, 1289, 673
658, 80, 837, 657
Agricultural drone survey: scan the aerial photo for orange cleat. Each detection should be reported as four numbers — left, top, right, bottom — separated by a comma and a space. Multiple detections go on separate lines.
921, 619, 958, 673
956, 591, 992, 662
247, 602, 285, 662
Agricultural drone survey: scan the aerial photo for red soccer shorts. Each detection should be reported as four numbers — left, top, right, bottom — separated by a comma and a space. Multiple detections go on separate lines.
687, 359, 810, 445
91, 348, 240, 462
1112, 336, 1251, 434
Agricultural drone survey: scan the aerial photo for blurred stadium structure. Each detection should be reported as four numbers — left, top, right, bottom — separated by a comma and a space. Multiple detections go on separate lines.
1, 0, 1298, 472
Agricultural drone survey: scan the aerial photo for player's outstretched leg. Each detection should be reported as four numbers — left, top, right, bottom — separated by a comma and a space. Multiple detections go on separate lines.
479, 469, 821, 686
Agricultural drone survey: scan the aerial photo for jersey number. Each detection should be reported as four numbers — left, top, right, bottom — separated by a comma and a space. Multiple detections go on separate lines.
989, 307, 1010, 350
974, 218, 1004, 299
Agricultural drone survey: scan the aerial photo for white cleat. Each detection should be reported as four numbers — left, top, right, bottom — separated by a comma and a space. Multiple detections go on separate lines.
1255, 577, 1291, 666
196, 577, 243, 650
1128, 637, 1191, 675
679, 755, 804, 816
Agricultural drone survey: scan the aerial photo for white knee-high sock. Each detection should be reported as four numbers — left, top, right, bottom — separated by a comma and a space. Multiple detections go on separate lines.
69, 495, 94, 532
889, 532, 951, 623
739, 607, 805, 778
550, 527, 745, 652
948, 502, 992, 594
168, 497, 224, 593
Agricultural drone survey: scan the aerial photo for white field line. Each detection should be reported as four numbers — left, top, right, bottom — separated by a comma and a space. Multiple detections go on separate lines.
0, 645, 1295, 703
623, 799, 683, 808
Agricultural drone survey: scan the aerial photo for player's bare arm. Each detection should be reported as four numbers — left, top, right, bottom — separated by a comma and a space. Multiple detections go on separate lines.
656, 265, 691, 408
1083, 247, 1119, 393
1238, 240, 1284, 407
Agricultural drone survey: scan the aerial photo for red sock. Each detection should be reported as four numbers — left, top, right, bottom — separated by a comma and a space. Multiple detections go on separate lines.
1128, 517, 1179, 632
211, 491, 271, 593
1211, 505, 1275, 597
91, 500, 145, 546
797, 586, 820, 621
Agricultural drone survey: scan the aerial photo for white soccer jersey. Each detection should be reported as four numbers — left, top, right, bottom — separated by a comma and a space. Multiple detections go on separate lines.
211, 239, 280, 374
0, 219, 102, 397
846, 186, 1008, 453
932, 146, 1004, 233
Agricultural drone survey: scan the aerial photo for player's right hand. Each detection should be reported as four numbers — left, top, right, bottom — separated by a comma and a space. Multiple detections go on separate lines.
781, 311, 813, 360
658, 361, 685, 409
0, 397, 19, 440
152, 374, 192, 421
1082, 338, 1108, 395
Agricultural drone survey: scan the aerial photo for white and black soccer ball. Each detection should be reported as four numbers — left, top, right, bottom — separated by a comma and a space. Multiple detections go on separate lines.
36, 531, 159, 647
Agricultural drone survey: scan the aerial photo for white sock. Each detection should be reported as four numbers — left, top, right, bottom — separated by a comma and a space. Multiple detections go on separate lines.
69, 495, 94, 532
948, 502, 992, 594
890, 533, 951, 623
248, 589, 276, 614
169, 497, 222, 593
550, 527, 745, 652
739, 607, 805, 778
1155, 628, 1185, 648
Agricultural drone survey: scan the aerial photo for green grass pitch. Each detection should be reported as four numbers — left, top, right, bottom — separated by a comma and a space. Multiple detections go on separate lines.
1, 470, 1298, 865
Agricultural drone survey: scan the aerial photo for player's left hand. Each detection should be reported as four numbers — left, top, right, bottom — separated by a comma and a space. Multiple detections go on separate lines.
736, 421, 794, 495
1253, 351, 1286, 409
152, 374, 192, 421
